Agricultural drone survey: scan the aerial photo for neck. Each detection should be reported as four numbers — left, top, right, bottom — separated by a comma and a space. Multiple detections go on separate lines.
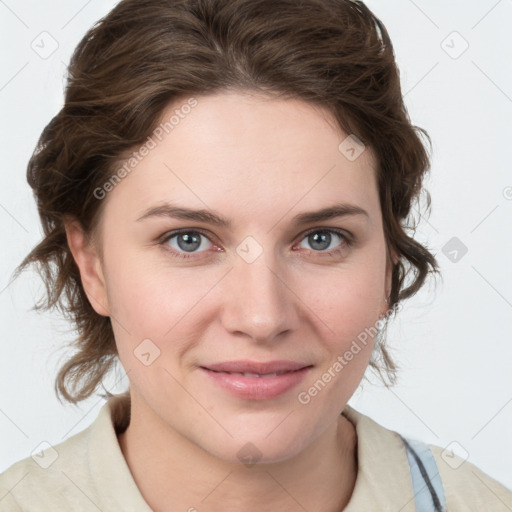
117, 397, 358, 512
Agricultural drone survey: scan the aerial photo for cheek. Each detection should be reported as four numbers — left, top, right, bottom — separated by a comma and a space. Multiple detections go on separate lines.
295, 260, 386, 409
298, 249, 387, 346
102, 248, 217, 354
292, 267, 385, 434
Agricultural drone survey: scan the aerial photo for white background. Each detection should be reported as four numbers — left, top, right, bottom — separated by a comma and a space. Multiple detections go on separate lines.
1, 0, 511, 492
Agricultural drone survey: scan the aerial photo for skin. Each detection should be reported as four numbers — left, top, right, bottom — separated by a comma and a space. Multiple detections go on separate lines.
65, 90, 395, 512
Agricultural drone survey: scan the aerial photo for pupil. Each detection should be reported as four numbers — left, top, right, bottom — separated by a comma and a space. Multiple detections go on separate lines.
178, 233, 201, 252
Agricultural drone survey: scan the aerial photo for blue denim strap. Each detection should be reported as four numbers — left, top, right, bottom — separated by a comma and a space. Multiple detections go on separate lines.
402, 436, 447, 512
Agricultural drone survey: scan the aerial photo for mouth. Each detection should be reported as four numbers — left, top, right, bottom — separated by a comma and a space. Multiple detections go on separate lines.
205, 370, 299, 378
199, 360, 313, 400
201, 359, 311, 374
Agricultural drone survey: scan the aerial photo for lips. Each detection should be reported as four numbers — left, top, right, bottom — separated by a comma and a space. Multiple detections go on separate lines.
213, 371, 285, 378
202, 360, 310, 375
200, 360, 312, 400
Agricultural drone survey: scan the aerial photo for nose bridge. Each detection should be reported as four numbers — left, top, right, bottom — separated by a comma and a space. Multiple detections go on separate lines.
221, 238, 297, 341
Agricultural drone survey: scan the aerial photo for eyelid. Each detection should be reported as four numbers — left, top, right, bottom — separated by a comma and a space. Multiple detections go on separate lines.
159, 227, 216, 243
298, 226, 352, 242
159, 226, 352, 243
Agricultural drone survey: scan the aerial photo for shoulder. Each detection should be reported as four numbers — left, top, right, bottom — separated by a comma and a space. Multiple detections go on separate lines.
0, 423, 94, 511
0, 392, 138, 511
428, 443, 512, 511
343, 404, 512, 511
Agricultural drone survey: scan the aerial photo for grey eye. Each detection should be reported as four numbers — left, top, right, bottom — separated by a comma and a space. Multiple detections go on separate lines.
298, 230, 345, 252
167, 231, 212, 253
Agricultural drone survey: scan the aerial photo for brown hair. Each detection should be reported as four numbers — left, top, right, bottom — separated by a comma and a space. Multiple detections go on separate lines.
14, 0, 439, 404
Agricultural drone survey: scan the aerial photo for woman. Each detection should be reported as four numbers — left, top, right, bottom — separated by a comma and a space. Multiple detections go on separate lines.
1, 0, 510, 510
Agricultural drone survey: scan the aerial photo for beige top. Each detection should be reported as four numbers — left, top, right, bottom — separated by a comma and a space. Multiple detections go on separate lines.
1, 393, 511, 511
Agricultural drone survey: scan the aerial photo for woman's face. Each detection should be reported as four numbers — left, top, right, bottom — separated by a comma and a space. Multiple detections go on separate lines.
78, 91, 392, 463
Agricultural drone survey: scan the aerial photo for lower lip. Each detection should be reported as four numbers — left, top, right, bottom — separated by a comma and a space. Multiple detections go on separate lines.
200, 367, 311, 400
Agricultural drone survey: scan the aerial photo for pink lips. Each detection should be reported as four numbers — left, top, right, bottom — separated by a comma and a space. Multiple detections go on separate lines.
200, 360, 312, 400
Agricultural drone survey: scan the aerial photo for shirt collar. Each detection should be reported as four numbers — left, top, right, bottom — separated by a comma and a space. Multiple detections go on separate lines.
342, 404, 416, 511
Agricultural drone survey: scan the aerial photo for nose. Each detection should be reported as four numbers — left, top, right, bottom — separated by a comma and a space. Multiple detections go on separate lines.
218, 246, 300, 344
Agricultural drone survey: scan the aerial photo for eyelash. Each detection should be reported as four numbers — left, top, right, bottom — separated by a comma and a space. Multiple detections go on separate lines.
158, 227, 353, 260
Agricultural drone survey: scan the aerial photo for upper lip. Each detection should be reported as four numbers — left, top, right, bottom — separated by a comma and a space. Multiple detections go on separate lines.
201, 360, 311, 374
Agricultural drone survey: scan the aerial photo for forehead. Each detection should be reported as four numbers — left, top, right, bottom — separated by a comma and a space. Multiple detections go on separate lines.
101, 91, 379, 227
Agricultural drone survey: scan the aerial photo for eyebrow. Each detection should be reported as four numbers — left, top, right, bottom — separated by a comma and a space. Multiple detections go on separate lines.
136, 202, 369, 227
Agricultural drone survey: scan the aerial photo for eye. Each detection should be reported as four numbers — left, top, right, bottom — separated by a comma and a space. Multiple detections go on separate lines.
296, 228, 351, 255
159, 227, 352, 260
161, 229, 215, 259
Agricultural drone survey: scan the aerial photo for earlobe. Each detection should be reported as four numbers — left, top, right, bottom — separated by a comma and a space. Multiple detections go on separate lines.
64, 218, 110, 317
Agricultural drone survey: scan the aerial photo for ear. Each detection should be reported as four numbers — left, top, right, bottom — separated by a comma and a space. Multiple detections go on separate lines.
386, 249, 400, 297
64, 218, 110, 317
380, 248, 399, 317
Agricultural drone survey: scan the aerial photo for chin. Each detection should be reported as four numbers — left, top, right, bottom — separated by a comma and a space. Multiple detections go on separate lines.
197, 420, 314, 467
210, 440, 306, 467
